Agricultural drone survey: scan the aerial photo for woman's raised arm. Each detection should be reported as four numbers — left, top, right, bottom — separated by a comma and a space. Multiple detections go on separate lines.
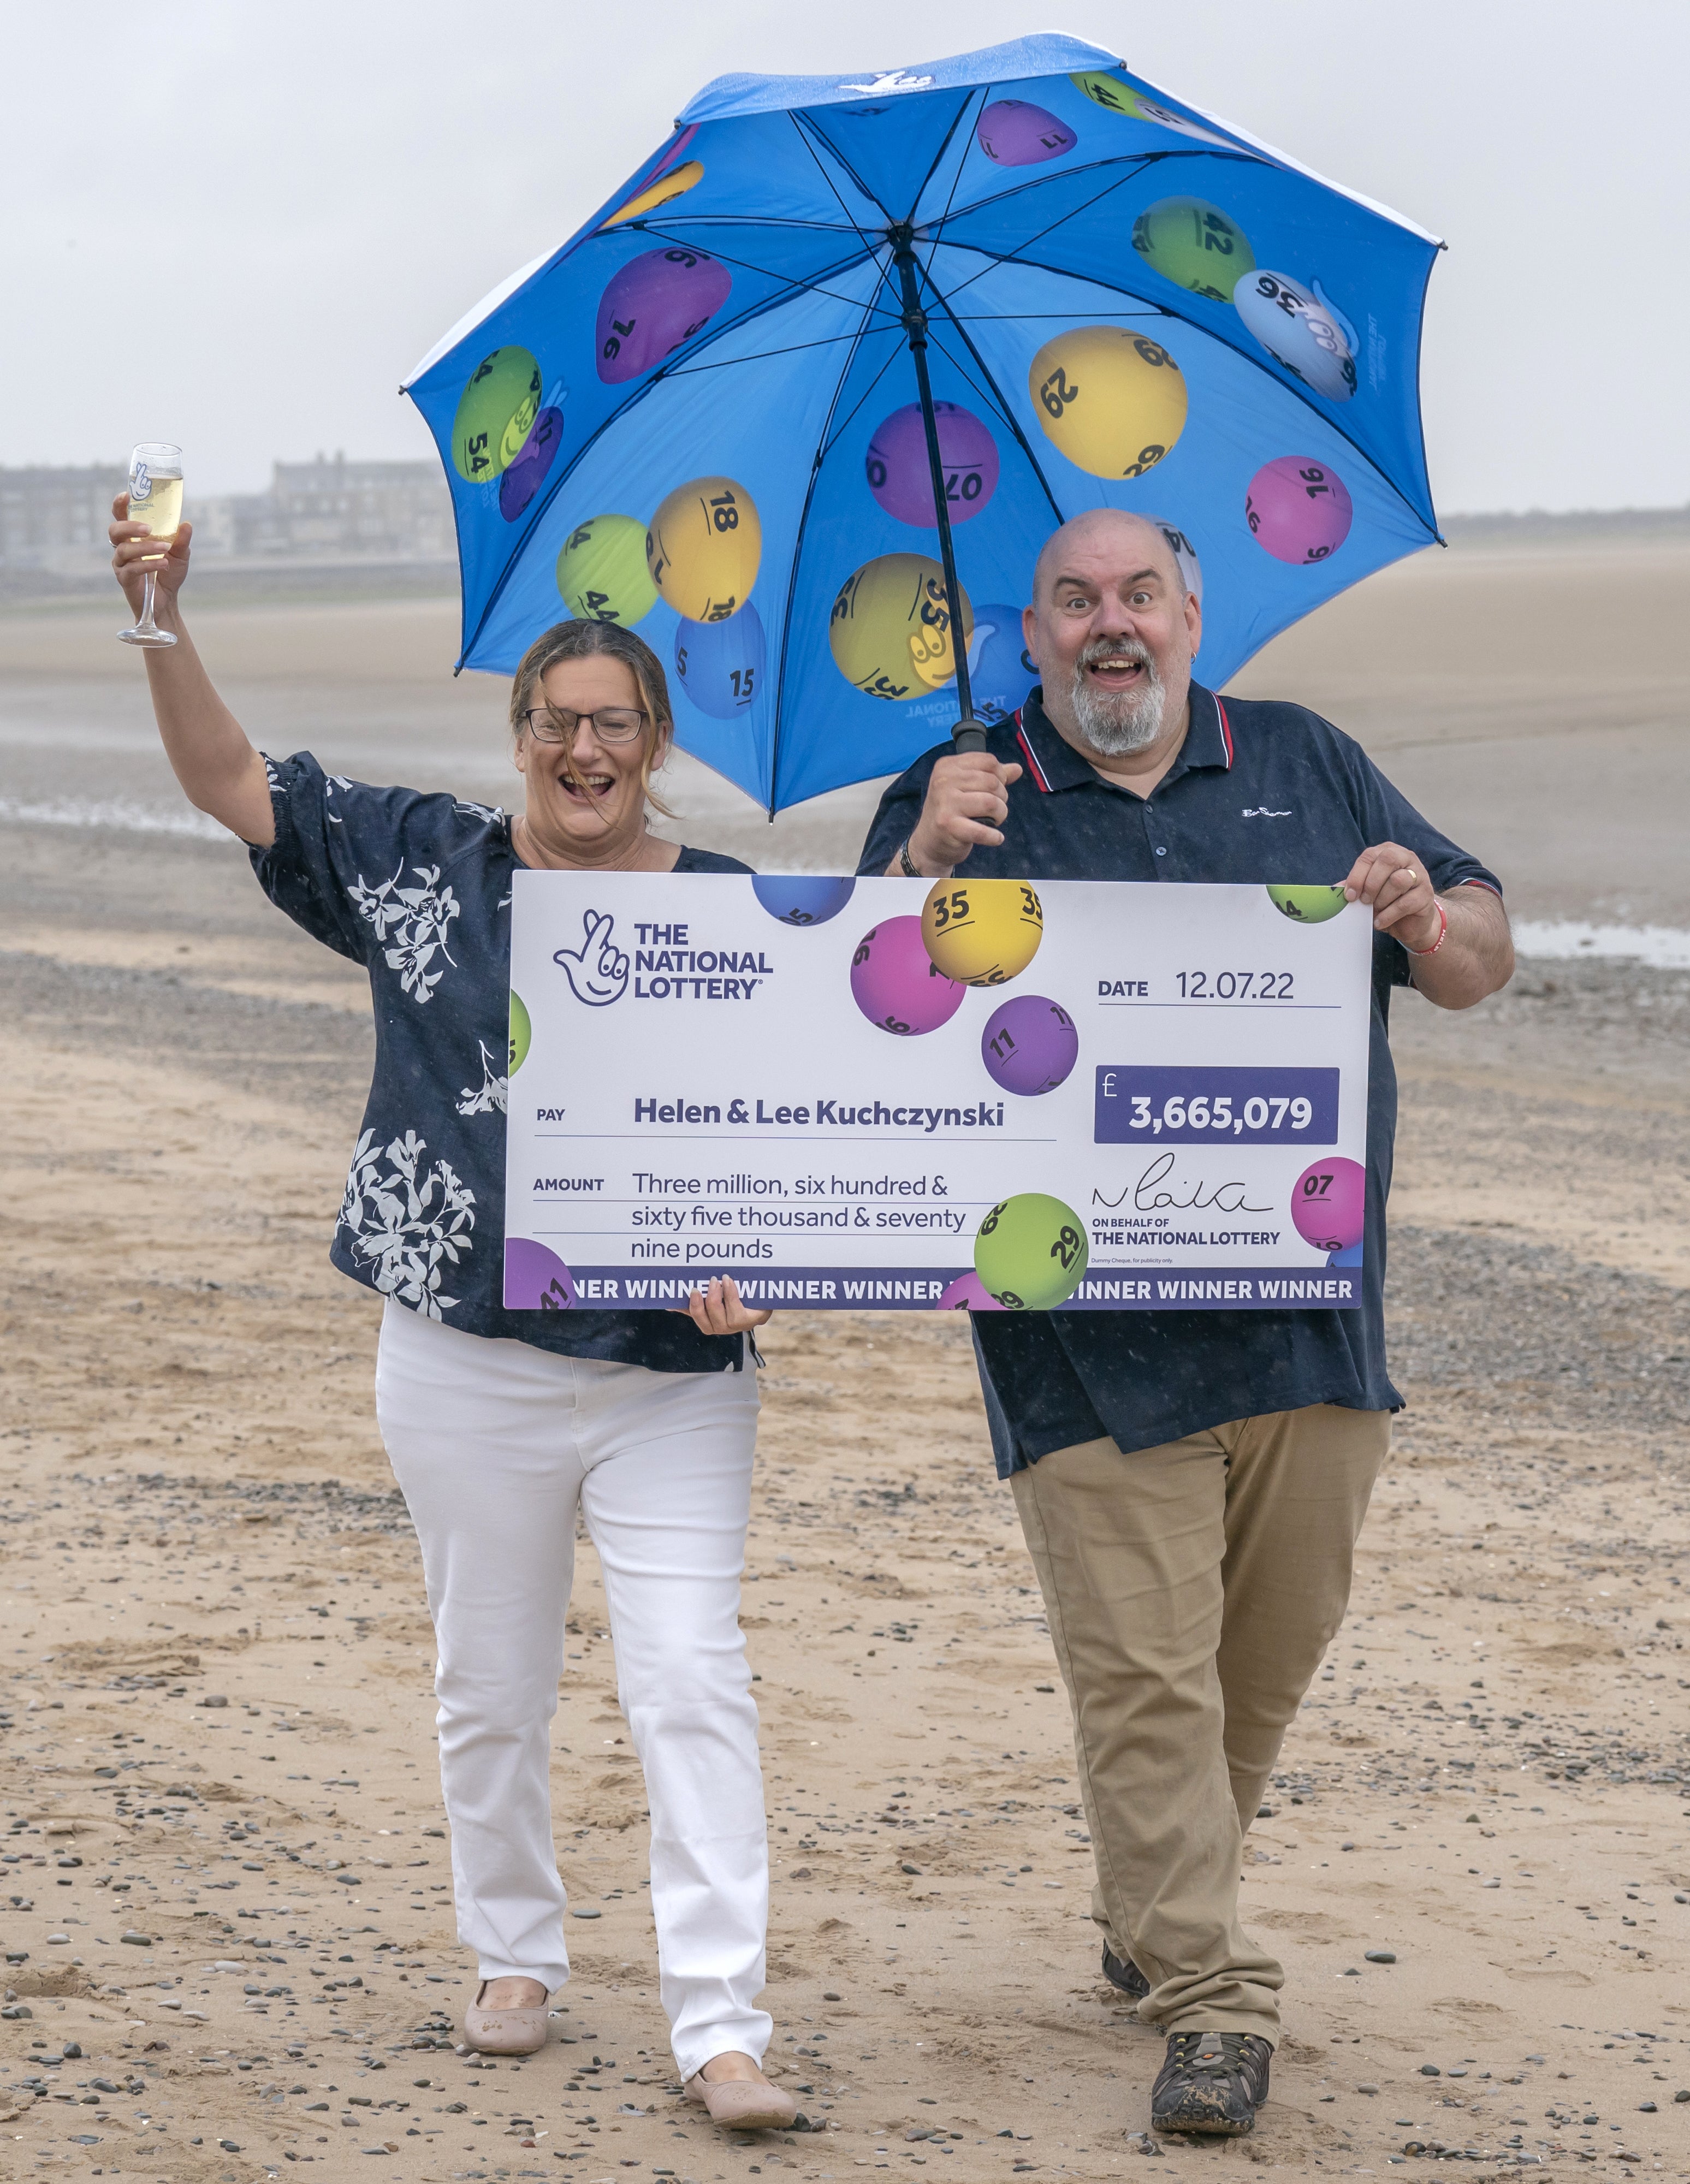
110, 494, 275, 846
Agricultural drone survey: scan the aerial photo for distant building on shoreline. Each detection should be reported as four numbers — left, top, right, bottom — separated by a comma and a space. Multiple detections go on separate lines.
0, 453, 455, 578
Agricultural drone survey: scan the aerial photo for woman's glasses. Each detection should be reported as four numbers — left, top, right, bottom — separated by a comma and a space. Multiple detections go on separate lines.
521, 706, 648, 745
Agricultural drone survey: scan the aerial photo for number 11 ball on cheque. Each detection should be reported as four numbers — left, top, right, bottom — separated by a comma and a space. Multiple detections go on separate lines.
645, 476, 762, 622
921, 879, 1043, 987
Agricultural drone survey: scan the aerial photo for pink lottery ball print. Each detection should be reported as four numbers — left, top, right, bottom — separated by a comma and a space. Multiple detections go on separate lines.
1290, 1156, 1366, 1253
1245, 456, 1354, 565
595, 246, 733, 385
850, 916, 966, 1036
865, 401, 1000, 527
976, 99, 1077, 166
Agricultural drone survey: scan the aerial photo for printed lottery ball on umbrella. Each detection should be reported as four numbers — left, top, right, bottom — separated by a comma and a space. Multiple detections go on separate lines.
674, 602, 766, 718
829, 554, 973, 702
647, 475, 762, 622
1246, 456, 1354, 565
1029, 327, 1187, 479
499, 407, 564, 523
922, 878, 1043, 987
1267, 882, 1348, 924
595, 245, 733, 385
1233, 269, 1356, 402
975, 97, 1077, 165
850, 916, 965, 1036
1131, 195, 1255, 302
974, 1192, 1089, 1310
556, 513, 656, 625
752, 876, 856, 927
451, 345, 543, 483
865, 401, 1000, 527
1290, 1155, 1367, 1254
981, 994, 1078, 1095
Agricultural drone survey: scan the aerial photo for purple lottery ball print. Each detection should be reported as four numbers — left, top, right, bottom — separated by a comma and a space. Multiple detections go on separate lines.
1245, 456, 1354, 565
936, 1270, 1005, 1313
595, 246, 733, 385
981, 994, 1079, 1095
503, 1237, 579, 1312
976, 99, 1077, 166
752, 876, 856, 927
865, 401, 1000, 528
850, 915, 966, 1036
499, 406, 564, 523
674, 602, 766, 719
1290, 1155, 1366, 1253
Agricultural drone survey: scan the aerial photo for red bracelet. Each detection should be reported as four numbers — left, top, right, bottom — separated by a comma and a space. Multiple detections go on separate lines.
1404, 898, 1448, 957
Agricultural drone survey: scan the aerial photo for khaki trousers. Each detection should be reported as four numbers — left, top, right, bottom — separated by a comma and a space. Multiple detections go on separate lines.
1010, 1404, 1389, 2044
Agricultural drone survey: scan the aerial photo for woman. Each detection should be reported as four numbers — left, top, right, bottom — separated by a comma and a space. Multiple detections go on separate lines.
110, 495, 798, 2131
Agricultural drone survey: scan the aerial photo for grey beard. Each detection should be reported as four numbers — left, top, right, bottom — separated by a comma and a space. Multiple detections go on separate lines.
1069, 652, 1167, 755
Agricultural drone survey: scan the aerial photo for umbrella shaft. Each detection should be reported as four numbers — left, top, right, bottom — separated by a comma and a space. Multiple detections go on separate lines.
893, 241, 982, 748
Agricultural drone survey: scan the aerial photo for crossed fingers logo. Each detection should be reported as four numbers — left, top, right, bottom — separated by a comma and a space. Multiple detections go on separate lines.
553, 908, 630, 1006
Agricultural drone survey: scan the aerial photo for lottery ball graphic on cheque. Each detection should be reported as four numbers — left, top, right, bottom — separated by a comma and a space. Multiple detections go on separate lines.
1246, 456, 1354, 565
508, 990, 532, 1074
752, 876, 856, 927
850, 916, 965, 1036
452, 346, 543, 483
674, 602, 766, 718
1290, 1156, 1366, 1254
595, 245, 732, 385
829, 553, 973, 701
1029, 327, 1187, 479
866, 401, 1000, 527
556, 513, 657, 625
1267, 882, 1347, 924
647, 475, 761, 622
1131, 195, 1255, 302
922, 878, 1043, 987
974, 1192, 1089, 1310
981, 994, 1078, 1096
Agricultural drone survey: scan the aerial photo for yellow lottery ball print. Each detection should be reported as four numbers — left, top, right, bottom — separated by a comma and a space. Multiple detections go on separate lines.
921, 878, 1043, 987
603, 159, 704, 229
645, 476, 761, 622
556, 514, 657, 626
829, 554, 973, 702
452, 346, 543, 483
1029, 327, 1187, 479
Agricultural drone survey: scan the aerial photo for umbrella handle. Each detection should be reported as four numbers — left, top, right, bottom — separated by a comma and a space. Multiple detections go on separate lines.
951, 717, 988, 752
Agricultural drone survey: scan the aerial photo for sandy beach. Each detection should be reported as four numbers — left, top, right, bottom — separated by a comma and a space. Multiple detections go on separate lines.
2, 530, 1688, 2181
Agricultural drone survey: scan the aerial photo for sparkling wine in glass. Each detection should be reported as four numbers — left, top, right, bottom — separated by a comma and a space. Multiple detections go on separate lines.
118, 442, 183, 649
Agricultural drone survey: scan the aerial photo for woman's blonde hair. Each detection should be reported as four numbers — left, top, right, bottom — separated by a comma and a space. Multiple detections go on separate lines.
509, 618, 677, 818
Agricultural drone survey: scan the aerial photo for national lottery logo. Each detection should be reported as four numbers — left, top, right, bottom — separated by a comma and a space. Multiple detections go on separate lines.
551, 910, 774, 1006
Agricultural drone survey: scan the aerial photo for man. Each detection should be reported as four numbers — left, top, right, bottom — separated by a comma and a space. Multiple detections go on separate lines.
856, 510, 1512, 2139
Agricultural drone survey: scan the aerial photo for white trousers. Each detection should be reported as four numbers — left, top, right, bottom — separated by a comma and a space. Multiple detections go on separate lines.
373, 1298, 770, 2079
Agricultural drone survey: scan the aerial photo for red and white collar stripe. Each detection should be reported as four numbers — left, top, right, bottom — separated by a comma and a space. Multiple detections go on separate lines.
1013, 709, 1054, 794
1215, 697, 1234, 769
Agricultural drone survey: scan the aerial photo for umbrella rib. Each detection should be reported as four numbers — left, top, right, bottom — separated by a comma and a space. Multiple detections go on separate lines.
624, 216, 902, 323
766, 287, 889, 818
907, 85, 987, 235
813, 319, 916, 465
929, 145, 1247, 239
914, 267, 1067, 530
784, 111, 881, 250
662, 326, 901, 378
921, 156, 1171, 314
792, 111, 896, 227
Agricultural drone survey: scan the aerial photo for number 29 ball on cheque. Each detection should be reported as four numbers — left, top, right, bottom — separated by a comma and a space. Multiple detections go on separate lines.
975, 1191, 1089, 1310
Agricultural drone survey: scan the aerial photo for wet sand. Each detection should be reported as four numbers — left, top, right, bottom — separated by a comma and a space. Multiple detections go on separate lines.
1, 533, 1688, 2180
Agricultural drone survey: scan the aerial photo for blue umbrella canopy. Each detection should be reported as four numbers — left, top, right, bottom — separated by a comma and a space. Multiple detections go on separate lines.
404, 32, 1443, 813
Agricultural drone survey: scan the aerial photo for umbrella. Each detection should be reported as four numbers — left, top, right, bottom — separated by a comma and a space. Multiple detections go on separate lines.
404, 32, 1443, 814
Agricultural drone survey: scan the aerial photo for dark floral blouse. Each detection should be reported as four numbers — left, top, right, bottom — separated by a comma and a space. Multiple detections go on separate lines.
251, 750, 753, 1372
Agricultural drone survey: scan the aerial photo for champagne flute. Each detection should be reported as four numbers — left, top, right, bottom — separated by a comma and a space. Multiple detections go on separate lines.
118, 442, 183, 649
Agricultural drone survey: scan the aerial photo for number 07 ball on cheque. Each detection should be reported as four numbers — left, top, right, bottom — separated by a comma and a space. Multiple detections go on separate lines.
921, 879, 1043, 986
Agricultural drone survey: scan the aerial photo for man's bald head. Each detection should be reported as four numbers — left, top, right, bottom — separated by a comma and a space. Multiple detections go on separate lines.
1031, 508, 1186, 609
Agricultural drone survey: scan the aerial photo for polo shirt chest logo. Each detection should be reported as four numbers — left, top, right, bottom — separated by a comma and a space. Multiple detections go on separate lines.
1242, 807, 1292, 818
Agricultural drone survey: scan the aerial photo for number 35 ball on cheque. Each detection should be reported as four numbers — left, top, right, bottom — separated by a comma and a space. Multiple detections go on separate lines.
921, 879, 1043, 987
975, 1191, 1089, 1310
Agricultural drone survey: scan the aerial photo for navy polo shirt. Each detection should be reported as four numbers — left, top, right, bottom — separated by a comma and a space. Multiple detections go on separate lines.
856, 684, 1502, 1476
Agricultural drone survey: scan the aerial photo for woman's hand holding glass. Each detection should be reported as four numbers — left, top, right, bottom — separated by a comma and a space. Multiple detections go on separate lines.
110, 489, 193, 630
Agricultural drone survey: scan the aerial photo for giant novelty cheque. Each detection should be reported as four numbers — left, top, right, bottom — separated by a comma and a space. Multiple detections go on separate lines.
503, 871, 1373, 1314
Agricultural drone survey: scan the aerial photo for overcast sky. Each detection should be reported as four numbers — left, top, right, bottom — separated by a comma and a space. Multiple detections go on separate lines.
7, 1, 1685, 511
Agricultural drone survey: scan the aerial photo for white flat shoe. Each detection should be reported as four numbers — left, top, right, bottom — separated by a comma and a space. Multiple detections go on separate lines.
462, 1980, 549, 2056
684, 2066, 798, 2131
